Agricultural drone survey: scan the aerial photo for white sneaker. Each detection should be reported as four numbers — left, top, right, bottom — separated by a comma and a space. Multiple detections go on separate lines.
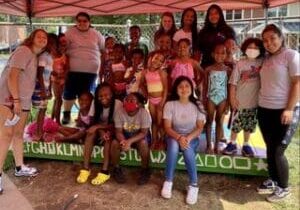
0, 176, 3, 194
161, 181, 173, 199
186, 185, 199, 205
14, 165, 38, 177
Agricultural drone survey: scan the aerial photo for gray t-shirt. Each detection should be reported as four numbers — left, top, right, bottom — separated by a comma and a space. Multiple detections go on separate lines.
88, 99, 122, 123
229, 58, 262, 109
163, 101, 206, 135
0, 46, 37, 110
259, 48, 300, 109
114, 107, 152, 136
65, 27, 105, 74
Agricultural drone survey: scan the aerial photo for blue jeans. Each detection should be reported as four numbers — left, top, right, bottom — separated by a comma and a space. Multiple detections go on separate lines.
165, 137, 199, 185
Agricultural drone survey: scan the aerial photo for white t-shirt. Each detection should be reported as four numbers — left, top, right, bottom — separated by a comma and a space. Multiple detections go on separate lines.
89, 99, 122, 123
0, 46, 37, 110
38, 51, 53, 89
65, 27, 105, 74
229, 58, 262, 109
173, 29, 192, 44
163, 101, 206, 135
259, 48, 300, 109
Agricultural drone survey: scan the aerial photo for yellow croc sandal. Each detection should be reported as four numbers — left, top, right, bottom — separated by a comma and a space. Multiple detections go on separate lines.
91, 172, 110, 185
76, 169, 90, 184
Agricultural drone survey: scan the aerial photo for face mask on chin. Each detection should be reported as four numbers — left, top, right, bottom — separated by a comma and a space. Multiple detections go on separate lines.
123, 101, 139, 113
245, 48, 260, 59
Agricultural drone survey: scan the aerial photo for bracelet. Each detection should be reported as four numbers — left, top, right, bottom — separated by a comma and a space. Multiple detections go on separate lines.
12, 98, 20, 101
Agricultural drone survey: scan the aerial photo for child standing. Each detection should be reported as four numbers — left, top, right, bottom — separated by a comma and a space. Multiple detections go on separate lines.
223, 38, 265, 156
76, 83, 122, 185
170, 38, 202, 92
109, 44, 127, 100
100, 36, 115, 83
31, 34, 55, 140
173, 8, 198, 57
143, 51, 168, 149
58, 92, 93, 142
204, 42, 231, 154
111, 93, 152, 185
124, 48, 145, 96
50, 33, 69, 125
125, 25, 148, 63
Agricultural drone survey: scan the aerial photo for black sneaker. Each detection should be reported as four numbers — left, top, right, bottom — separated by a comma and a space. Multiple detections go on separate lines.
256, 179, 277, 194
62, 111, 71, 125
112, 167, 126, 184
266, 186, 291, 202
137, 168, 151, 185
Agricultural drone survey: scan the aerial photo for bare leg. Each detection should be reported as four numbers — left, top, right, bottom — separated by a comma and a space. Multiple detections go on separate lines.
102, 139, 111, 171
215, 101, 227, 154
110, 140, 121, 167
137, 140, 150, 168
0, 105, 14, 173
36, 108, 46, 140
244, 131, 251, 143
206, 100, 216, 153
83, 131, 97, 169
148, 103, 158, 149
12, 111, 29, 167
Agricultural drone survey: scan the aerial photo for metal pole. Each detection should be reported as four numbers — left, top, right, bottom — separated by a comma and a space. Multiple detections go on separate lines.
263, 0, 270, 26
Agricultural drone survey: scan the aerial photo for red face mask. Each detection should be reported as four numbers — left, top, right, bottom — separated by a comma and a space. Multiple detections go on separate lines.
123, 101, 138, 113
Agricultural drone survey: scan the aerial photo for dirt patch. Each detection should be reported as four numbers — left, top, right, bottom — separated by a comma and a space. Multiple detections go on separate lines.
6, 159, 278, 210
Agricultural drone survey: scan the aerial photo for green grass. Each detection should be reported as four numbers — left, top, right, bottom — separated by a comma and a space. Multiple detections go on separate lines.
273, 127, 300, 210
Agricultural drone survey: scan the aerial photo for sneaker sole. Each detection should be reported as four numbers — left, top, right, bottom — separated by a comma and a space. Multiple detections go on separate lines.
222, 151, 237, 155
14, 172, 38, 177
242, 151, 254, 157
266, 192, 291, 202
256, 188, 275, 194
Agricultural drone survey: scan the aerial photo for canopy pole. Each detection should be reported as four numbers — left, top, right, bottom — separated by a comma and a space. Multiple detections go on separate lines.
26, 0, 33, 32
263, 0, 270, 26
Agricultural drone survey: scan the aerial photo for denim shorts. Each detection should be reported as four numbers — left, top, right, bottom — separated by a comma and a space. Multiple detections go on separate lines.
63, 72, 97, 100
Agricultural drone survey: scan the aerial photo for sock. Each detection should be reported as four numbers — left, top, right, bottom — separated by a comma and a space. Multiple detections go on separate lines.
15, 166, 21, 171
101, 169, 109, 175
230, 141, 236, 145
243, 142, 249, 146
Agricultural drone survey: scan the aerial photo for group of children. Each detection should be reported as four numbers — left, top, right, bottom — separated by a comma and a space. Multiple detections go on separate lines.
25, 20, 269, 187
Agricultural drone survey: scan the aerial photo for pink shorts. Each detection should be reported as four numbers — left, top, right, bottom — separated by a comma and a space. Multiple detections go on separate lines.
149, 97, 162, 105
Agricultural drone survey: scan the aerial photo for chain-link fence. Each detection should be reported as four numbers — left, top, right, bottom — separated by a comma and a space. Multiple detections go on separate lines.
0, 19, 299, 54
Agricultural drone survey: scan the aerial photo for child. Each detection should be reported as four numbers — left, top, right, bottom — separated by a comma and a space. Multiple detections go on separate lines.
125, 25, 149, 63
224, 37, 239, 69
223, 38, 265, 157
170, 38, 202, 93
58, 92, 93, 142
100, 36, 115, 83
204, 42, 231, 154
109, 44, 127, 100
143, 51, 168, 150
173, 8, 198, 57
124, 48, 145, 96
77, 83, 122, 185
50, 33, 69, 125
111, 93, 152, 185
31, 33, 55, 140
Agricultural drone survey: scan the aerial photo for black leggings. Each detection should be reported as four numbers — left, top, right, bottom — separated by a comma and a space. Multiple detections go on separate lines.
258, 106, 300, 188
